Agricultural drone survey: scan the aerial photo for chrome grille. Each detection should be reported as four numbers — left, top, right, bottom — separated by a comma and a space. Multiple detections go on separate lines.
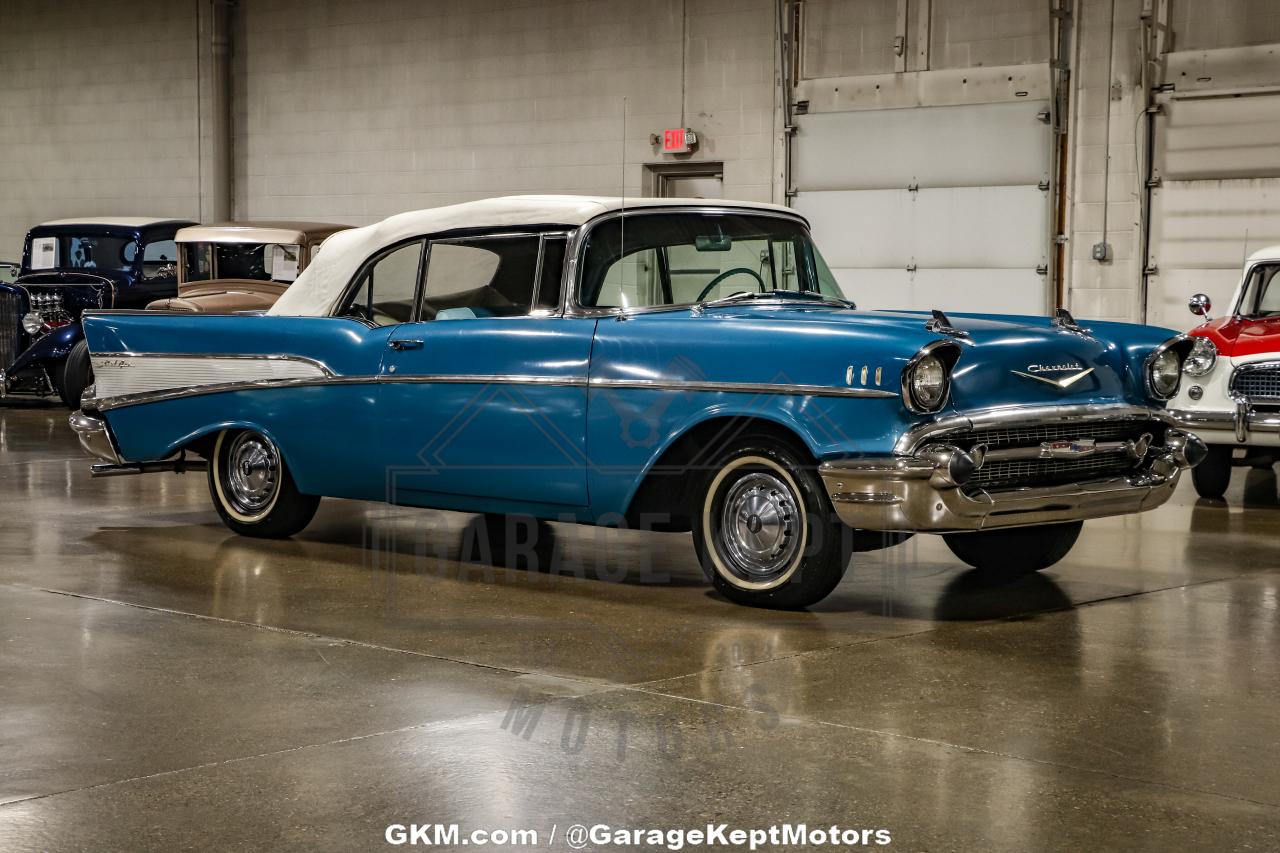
0, 291, 21, 368
972, 454, 1137, 490
1232, 365, 1280, 402
961, 421, 1146, 449
944, 418, 1166, 491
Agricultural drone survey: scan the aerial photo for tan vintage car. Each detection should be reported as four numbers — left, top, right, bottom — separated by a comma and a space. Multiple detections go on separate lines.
146, 221, 351, 313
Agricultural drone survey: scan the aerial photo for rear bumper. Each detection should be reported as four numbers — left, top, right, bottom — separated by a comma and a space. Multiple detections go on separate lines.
820, 429, 1205, 533
68, 410, 121, 464
1168, 402, 1280, 447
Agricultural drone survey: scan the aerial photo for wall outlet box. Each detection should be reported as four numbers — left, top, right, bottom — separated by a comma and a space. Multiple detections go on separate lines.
1091, 242, 1111, 261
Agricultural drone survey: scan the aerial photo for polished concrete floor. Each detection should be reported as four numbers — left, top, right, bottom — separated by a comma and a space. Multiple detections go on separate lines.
1, 401, 1279, 851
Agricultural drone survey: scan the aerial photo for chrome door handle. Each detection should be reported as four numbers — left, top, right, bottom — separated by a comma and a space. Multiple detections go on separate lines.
389, 339, 424, 350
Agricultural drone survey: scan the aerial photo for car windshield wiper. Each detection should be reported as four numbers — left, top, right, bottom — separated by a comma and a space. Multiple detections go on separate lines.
696, 289, 857, 311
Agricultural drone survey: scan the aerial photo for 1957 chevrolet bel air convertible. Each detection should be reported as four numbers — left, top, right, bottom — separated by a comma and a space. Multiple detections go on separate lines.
70, 196, 1206, 608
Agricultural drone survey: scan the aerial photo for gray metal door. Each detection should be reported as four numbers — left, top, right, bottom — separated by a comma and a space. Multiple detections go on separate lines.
791, 99, 1053, 314
1145, 90, 1280, 328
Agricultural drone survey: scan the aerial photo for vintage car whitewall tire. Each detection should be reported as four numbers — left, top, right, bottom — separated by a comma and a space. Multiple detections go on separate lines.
1191, 445, 1233, 500
692, 436, 852, 609
209, 429, 319, 538
943, 521, 1083, 576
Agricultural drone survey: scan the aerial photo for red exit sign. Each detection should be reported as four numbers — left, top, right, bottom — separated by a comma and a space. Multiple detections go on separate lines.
661, 127, 697, 154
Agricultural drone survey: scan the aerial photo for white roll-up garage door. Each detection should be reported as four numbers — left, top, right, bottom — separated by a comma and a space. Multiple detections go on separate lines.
1146, 89, 1280, 329
792, 99, 1052, 314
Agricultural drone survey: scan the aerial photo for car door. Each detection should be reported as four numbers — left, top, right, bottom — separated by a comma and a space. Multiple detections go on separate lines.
376, 231, 594, 512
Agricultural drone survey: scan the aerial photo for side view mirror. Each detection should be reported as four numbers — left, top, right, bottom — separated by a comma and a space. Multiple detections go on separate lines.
1188, 293, 1212, 319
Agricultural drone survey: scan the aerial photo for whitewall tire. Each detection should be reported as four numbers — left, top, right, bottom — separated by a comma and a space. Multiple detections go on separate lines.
691, 434, 853, 609
209, 429, 319, 538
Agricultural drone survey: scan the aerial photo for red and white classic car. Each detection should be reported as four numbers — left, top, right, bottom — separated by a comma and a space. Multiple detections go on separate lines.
1170, 245, 1280, 498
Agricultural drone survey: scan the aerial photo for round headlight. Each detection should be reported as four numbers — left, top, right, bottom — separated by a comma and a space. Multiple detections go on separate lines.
21, 311, 43, 335
909, 354, 948, 410
1148, 347, 1182, 399
1183, 336, 1217, 377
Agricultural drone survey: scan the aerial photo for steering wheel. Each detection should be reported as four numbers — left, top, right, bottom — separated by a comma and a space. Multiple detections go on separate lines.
695, 267, 767, 302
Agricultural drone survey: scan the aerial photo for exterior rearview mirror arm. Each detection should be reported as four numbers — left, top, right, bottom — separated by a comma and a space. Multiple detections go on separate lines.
1188, 293, 1212, 320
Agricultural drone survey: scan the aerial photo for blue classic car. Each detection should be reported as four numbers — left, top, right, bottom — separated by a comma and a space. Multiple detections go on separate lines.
0, 217, 195, 408
69, 197, 1205, 608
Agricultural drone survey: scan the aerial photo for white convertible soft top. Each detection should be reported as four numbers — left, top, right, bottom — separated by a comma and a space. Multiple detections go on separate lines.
267, 195, 799, 317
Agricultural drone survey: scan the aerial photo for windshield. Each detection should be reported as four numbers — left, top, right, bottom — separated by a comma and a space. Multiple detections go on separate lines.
1241, 263, 1280, 317
182, 242, 303, 284
578, 213, 843, 309
25, 233, 139, 274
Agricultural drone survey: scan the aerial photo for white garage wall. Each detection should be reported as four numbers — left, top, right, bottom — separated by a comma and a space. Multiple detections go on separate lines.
0, 0, 201, 259
231, 0, 780, 224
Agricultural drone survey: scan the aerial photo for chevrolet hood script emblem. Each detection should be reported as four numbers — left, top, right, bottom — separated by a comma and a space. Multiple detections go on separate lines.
1011, 362, 1095, 390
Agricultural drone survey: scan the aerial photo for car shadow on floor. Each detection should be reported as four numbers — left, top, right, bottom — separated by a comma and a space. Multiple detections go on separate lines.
80, 506, 1081, 623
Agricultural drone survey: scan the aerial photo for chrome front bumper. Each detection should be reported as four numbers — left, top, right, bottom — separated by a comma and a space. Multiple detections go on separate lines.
820, 428, 1206, 533
1169, 398, 1280, 444
68, 410, 122, 464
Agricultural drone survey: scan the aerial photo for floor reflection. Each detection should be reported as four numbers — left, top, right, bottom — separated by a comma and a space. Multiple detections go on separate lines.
933, 569, 1074, 622
1241, 465, 1279, 507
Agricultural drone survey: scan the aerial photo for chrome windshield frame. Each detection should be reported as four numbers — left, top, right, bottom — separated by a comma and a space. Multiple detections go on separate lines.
561, 205, 821, 319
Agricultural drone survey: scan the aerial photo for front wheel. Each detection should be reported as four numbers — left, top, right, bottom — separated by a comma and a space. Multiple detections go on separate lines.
59, 340, 93, 410
943, 521, 1083, 577
1191, 444, 1233, 499
209, 429, 319, 538
691, 435, 852, 609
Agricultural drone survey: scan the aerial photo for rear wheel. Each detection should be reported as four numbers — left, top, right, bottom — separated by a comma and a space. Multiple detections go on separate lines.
943, 521, 1083, 577
691, 434, 852, 609
1191, 444, 1233, 500
208, 429, 319, 538
59, 340, 93, 409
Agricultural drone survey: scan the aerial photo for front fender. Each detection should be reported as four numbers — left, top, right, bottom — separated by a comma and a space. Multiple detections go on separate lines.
9, 322, 82, 372
588, 389, 912, 519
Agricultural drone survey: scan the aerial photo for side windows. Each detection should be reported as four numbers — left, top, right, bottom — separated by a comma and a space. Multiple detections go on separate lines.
338, 232, 568, 325
422, 241, 511, 319
143, 239, 178, 281
421, 234, 564, 320
342, 241, 424, 326
536, 237, 566, 311
1253, 264, 1280, 315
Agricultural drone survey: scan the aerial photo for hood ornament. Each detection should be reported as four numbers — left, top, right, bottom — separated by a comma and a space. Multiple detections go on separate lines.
924, 309, 970, 339
1052, 307, 1091, 336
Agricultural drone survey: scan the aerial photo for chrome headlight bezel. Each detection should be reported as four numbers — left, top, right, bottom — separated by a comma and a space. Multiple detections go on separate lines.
1145, 335, 1191, 401
1182, 336, 1218, 377
21, 311, 43, 335
902, 341, 961, 414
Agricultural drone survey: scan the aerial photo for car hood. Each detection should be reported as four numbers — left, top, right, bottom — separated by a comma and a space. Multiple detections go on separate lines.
149, 280, 285, 313
702, 305, 1161, 410
1195, 315, 1280, 358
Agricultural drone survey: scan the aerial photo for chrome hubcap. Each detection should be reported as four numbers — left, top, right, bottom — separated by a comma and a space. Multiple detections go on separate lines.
718, 471, 801, 581
224, 432, 279, 515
